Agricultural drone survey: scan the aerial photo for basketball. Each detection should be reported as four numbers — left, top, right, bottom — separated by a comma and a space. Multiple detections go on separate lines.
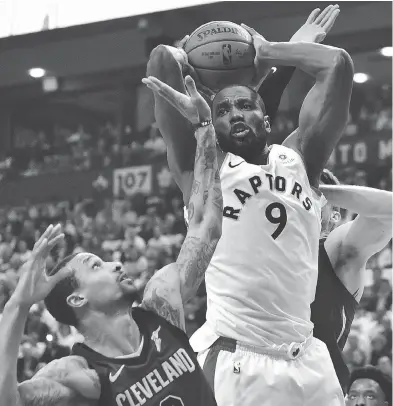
184, 21, 256, 90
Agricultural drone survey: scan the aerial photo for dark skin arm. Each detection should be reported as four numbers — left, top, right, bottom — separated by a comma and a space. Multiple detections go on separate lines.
258, 6, 341, 130
244, 15, 354, 187
146, 45, 196, 203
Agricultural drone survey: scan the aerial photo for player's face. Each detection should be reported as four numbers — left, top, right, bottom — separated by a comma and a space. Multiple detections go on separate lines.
320, 203, 341, 236
346, 378, 387, 406
212, 86, 270, 161
67, 253, 139, 312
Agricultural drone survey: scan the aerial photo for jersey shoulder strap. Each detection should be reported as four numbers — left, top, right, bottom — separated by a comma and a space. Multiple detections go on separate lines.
71, 343, 111, 406
133, 307, 191, 349
318, 239, 358, 309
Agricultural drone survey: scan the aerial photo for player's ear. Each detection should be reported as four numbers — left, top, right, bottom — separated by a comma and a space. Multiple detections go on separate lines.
67, 292, 88, 308
264, 116, 271, 133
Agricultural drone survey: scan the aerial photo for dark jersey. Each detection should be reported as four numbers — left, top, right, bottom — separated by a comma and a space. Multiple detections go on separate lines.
72, 307, 217, 406
311, 239, 358, 393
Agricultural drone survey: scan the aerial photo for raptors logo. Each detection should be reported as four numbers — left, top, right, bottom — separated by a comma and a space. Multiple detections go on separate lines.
222, 44, 232, 66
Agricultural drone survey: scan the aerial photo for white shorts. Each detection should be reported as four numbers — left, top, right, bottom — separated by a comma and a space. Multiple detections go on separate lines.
197, 336, 344, 406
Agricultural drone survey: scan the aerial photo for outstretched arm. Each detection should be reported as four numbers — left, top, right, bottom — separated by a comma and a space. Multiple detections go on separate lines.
146, 44, 196, 203
141, 77, 222, 330
243, 6, 354, 187
320, 184, 392, 218
324, 186, 392, 300
0, 226, 98, 406
259, 6, 340, 128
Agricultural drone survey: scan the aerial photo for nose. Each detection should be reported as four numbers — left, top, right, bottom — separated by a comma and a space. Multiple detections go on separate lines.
229, 107, 244, 123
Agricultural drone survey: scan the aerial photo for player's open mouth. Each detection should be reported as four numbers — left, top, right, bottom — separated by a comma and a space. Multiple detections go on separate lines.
232, 129, 249, 138
118, 272, 132, 283
231, 123, 250, 138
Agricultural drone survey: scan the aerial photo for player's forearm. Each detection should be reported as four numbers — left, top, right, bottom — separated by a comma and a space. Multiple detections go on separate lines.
320, 185, 393, 218
188, 124, 223, 234
258, 66, 296, 124
261, 42, 353, 80
0, 299, 30, 406
177, 124, 222, 302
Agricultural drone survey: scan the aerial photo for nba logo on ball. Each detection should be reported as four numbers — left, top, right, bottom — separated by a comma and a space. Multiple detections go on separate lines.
222, 44, 232, 66
184, 21, 255, 89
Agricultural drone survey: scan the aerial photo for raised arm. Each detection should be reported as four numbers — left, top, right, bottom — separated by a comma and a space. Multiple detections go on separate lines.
146, 43, 196, 203
141, 76, 222, 330
243, 6, 354, 187
259, 6, 340, 143
323, 186, 392, 300
0, 225, 99, 406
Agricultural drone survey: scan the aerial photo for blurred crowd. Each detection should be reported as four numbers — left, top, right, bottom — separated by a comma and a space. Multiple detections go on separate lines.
0, 84, 391, 180
0, 84, 390, 382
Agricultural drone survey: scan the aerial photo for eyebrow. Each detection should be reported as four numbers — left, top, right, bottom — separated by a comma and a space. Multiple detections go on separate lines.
82, 255, 94, 265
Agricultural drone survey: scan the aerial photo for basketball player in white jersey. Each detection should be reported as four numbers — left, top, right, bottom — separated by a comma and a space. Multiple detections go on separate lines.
143, 5, 354, 405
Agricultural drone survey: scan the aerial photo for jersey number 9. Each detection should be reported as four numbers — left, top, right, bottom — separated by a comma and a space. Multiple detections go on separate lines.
265, 202, 287, 240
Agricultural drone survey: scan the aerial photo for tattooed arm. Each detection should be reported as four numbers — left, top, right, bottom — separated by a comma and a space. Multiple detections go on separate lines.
0, 302, 99, 406
17, 356, 99, 406
141, 123, 223, 330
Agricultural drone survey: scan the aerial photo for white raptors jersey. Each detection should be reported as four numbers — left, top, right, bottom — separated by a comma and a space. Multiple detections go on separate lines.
188, 145, 327, 348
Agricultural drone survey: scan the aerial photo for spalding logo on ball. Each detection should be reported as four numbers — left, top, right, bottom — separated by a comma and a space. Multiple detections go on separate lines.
184, 21, 256, 91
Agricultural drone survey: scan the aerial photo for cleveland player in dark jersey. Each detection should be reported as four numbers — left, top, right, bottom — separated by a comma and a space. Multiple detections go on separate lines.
0, 78, 222, 406
310, 169, 392, 394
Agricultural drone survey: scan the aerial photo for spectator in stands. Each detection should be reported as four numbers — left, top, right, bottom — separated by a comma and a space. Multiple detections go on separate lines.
143, 123, 166, 156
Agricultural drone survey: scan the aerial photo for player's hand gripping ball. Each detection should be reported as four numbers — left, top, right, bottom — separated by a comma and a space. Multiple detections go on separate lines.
183, 21, 256, 91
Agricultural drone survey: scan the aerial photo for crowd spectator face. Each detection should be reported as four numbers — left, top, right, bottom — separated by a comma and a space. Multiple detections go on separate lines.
377, 357, 392, 378
153, 226, 162, 239
346, 378, 389, 406
378, 280, 391, 297
18, 240, 28, 253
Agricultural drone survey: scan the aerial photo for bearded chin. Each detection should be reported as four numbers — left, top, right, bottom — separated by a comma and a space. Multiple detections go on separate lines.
216, 129, 267, 162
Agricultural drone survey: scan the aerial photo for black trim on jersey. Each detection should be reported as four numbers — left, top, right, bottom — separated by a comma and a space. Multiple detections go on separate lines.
311, 238, 358, 394
318, 238, 358, 332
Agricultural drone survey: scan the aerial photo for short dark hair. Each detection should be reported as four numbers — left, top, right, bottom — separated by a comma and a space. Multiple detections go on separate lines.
44, 253, 80, 327
320, 168, 340, 185
212, 85, 267, 115
348, 365, 392, 405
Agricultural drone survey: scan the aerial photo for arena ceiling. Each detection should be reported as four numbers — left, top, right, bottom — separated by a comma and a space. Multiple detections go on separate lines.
0, 1, 390, 112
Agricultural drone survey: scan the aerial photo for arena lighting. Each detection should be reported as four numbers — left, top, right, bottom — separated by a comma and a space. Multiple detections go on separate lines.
46, 334, 53, 342
380, 47, 393, 57
353, 73, 370, 84
28, 67, 46, 78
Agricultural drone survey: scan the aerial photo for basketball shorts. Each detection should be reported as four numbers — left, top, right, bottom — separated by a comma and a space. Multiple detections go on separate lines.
197, 335, 344, 406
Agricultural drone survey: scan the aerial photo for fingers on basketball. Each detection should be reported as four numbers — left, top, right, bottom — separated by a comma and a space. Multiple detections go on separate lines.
240, 23, 258, 37
178, 35, 190, 48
